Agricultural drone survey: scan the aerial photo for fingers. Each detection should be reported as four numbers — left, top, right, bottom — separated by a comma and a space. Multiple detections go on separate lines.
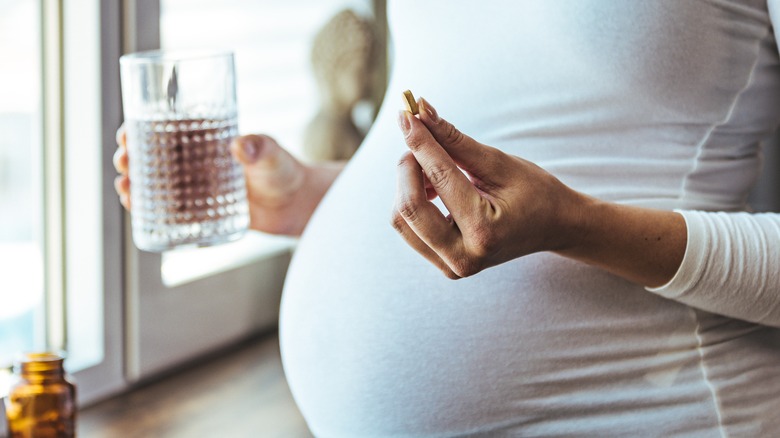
398, 110, 481, 224
395, 151, 460, 248
394, 101, 504, 279
114, 175, 131, 209
114, 124, 130, 210
116, 124, 127, 150
230, 134, 305, 199
230, 134, 296, 172
230, 134, 262, 165
417, 98, 500, 186
392, 152, 461, 279
113, 146, 128, 174
424, 174, 438, 201
113, 124, 128, 174
391, 212, 461, 280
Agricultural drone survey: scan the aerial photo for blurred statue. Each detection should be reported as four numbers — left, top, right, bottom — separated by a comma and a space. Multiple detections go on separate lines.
304, 9, 380, 162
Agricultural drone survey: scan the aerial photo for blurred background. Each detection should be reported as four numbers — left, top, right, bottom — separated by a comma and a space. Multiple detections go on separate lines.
0, 0, 387, 436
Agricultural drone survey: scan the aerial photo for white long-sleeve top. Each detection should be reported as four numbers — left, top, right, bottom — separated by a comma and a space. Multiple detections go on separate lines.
280, 0, 780, 436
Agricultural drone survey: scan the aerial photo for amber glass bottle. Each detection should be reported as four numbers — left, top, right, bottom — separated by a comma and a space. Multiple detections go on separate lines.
5, 353, 76, 438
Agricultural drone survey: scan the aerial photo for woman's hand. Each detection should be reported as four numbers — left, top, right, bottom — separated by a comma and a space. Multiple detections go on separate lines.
392, 98, 586, 279
392, 98, 687, 286
113, 126, 343, 236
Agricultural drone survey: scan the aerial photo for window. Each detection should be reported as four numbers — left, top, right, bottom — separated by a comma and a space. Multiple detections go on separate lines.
2, 0, 383, 407
0, 0, 45, 369
1, 0, 125, 405
125, 0, 381, 382
62, 0, 125, 403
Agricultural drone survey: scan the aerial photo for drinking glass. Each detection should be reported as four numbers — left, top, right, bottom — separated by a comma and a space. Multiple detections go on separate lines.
120, 50, 249, 252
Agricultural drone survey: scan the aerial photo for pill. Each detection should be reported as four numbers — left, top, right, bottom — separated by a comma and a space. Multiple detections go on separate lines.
402, 90, 419, 115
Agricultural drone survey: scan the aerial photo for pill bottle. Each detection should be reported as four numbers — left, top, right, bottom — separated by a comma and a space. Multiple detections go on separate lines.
5, 353, 76, 438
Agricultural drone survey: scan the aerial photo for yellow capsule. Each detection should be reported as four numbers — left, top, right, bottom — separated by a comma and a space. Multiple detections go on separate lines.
402, 89, 419, 115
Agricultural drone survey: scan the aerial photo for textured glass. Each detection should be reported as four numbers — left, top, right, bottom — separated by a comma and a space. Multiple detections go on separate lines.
126, 117, 248, 250
120, 51, 249, 251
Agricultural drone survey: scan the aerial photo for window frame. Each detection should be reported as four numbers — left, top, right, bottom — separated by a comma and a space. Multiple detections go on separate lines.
63, 0, 126, 405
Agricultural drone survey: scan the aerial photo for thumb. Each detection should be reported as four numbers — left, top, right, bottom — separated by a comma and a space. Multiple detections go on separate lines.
231, 134, 282, 167
230, 134, 304, 198
417, 97, 500, 184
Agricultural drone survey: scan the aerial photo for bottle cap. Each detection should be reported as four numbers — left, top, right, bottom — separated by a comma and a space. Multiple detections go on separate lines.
14, 352, 66, 374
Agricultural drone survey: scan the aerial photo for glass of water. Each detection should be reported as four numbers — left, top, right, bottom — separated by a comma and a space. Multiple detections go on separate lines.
120, 50, 249, 252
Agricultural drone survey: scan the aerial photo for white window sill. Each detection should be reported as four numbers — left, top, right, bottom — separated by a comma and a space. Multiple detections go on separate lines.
161, 231, 297, 287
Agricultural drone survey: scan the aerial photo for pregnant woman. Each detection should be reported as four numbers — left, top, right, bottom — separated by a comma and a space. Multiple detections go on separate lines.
116, 1, 780, 435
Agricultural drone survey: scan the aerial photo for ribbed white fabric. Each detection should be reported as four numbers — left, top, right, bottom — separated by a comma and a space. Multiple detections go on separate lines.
280, 1, 780, 436
650, 211, 780, 326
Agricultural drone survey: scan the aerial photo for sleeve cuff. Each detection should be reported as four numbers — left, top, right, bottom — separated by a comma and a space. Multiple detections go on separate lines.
645, 210, 708, 298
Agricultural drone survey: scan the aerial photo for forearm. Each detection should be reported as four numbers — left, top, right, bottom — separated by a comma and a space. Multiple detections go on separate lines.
555, 196, 687, 288
555, 198, 780, 326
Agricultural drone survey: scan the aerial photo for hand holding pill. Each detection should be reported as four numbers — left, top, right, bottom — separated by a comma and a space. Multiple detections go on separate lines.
393, 94, 588, 278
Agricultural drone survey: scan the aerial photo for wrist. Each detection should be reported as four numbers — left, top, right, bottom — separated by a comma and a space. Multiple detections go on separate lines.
550, 189, 604, 254
302, 161, 344, 197
288, 161, 345, 234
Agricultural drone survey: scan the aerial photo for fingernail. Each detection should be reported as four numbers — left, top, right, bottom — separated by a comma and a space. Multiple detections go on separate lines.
240, 138, 259, 163
420, 97, 439, 122
397, 110, 411, 133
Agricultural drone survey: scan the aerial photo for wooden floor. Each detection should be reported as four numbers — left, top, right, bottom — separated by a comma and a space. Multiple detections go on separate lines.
78, 332, 312, 438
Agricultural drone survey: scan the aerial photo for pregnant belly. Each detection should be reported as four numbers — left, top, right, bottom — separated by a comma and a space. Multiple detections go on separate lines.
278, 189, 718, 436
